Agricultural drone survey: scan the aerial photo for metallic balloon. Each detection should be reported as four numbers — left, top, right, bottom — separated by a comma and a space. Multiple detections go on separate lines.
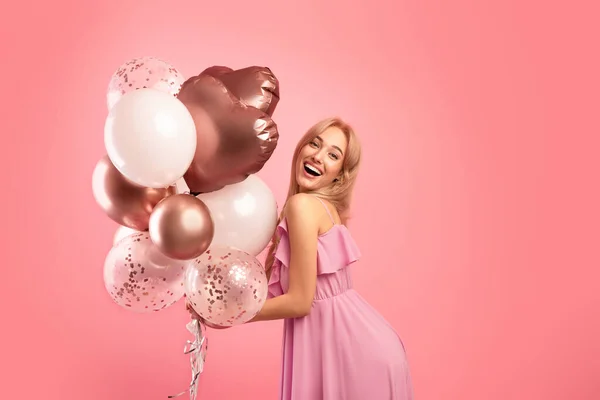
202, 65, 233, 77
204, 66, 280, 116
148, 194, 215, 260
92, 155, 176, 230
177, 68, 280, 194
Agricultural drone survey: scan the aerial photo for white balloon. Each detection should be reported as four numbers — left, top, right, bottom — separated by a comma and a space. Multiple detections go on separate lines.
197, 175, 278, 256
104, 88, 197, 188
113, 226, 139, 245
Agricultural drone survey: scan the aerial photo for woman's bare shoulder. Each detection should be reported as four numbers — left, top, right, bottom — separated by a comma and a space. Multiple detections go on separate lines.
283, 194, 336, 234
283, 193, 321, 215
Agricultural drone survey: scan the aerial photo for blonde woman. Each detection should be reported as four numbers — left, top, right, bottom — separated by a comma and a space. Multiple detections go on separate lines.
248, 117, 414, 399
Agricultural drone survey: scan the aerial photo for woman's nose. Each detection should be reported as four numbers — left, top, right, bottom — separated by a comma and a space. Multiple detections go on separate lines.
311, 151, 324, 163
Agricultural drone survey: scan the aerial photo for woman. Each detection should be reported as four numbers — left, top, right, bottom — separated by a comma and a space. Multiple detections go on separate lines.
191, 117, 414, 399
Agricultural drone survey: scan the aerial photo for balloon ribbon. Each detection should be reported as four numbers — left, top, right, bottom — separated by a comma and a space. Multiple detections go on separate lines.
168, 319, 208, 400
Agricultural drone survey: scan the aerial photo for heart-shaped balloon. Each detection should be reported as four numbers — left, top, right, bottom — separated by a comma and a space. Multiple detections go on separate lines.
203, 66, 280, 116
177, 66, 280, 194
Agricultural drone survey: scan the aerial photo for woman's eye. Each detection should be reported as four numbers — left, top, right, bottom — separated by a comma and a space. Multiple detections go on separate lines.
330, 153, 339, 160
309, 141, 318, 148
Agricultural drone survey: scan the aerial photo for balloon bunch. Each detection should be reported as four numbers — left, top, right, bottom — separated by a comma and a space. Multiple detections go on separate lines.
92, 56, 280, 397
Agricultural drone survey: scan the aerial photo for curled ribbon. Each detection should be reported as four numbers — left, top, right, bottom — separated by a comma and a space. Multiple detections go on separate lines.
168, 319, 208, 400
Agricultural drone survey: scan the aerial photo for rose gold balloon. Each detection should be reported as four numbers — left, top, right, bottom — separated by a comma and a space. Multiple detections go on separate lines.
202, 65, 233, 77
177, 67, 280, 194
204, 66, 280, 116
92, 155, 176, 230
148, 194, 214, 260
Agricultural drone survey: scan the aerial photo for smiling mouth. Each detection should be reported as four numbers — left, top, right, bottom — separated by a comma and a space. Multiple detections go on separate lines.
304, 163, 322, 177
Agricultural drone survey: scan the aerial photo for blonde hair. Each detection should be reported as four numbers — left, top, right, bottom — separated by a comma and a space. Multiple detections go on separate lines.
264, 117, 361, 274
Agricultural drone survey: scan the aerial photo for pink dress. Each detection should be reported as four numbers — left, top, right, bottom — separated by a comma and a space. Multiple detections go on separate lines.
268, 198, 414, 400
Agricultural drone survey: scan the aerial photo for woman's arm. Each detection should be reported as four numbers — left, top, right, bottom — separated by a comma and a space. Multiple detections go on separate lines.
250, 194, 321, 321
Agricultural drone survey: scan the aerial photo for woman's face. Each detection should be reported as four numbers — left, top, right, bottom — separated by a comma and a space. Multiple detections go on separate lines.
296, 126, 348, 192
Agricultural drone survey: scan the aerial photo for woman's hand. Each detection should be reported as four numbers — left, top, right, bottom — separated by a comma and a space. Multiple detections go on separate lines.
185, 297, 230, 329
185, 298, 203, 321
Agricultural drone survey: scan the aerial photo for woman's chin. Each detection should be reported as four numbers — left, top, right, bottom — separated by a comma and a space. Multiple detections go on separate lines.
299, 181, 328, 193
297, 175, 317, 191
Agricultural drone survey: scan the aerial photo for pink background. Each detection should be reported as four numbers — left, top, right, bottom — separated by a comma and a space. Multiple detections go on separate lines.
3, 1, 599, 399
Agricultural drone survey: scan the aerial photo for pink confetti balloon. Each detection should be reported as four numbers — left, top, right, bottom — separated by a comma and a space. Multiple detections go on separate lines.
185, 245, 268, 327
106, 56, 185, 110
103, 232, 190, 312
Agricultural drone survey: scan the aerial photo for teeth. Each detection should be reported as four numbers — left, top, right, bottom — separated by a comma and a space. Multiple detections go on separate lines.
305, 163, 322, 176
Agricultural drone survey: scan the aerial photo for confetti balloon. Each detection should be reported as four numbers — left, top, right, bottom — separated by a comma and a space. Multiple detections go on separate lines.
106, 56, 185, 110
103, 232, 190, 312
113, 225, 139, 245
184, 245, 268, 327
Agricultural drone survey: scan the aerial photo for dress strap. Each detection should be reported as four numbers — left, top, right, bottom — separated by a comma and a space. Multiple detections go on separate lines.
314, 196, 336, 225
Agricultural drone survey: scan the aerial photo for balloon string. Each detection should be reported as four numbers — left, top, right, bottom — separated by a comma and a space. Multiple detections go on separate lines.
168, 319, 208, 400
